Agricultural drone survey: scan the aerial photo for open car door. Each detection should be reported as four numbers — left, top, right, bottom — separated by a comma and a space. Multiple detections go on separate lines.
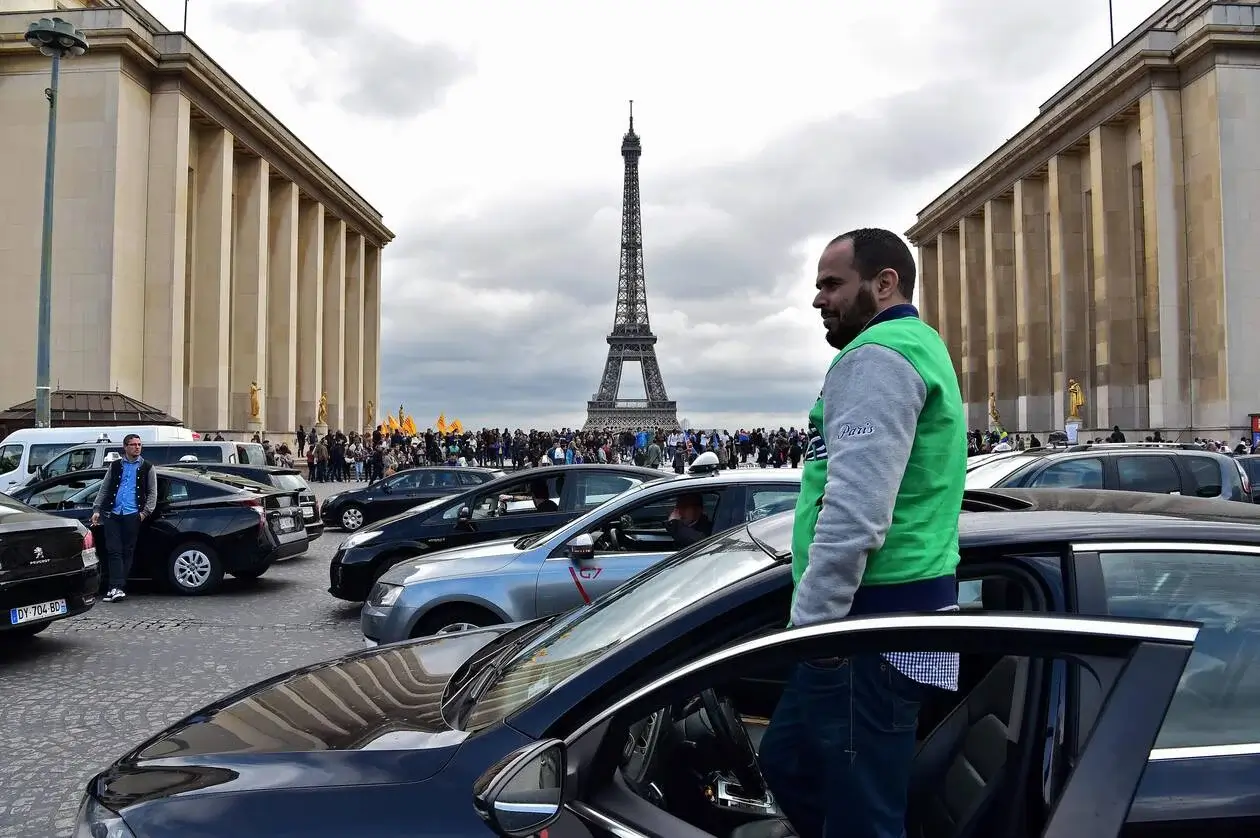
488, 613, 1198, 838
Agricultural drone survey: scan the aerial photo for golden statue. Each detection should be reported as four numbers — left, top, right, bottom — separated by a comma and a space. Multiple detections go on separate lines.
317, 391, 329, 425
398, 404, 405, 425
1067, 379, 1085, 421
365, 400, 375, 428
987, 391, 1000, 425
248, 381, 262, 419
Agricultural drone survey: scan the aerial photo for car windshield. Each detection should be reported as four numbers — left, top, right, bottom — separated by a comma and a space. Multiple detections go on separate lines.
66, 479, 104, 504
964, 454, 1039, 488
273, 474, 308, 492
460, 527, 777, 730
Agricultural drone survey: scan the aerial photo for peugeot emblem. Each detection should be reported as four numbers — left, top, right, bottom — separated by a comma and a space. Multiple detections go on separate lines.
33, 546, 44, 561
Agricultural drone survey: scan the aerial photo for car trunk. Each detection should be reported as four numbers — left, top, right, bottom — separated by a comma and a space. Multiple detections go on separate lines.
259, 490, 306, 541
0, 511, 86, 583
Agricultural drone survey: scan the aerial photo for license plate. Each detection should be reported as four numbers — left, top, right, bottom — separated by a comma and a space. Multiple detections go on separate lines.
301, 504, 315, 519
11, 598, 67, 625
278, 516, 300, 532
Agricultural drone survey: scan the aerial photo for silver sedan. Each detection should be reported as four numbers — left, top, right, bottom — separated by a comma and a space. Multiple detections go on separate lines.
361, 468, 801, 644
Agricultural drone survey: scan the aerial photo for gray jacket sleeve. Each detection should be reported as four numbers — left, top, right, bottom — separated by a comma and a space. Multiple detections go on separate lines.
790, 344, 927, 627
142, 464, 158, 516
92, 463, 116, 514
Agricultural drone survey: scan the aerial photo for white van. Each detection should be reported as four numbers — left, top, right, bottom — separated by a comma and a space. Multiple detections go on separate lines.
0, 425, 196, 493
21, 439, 267, 488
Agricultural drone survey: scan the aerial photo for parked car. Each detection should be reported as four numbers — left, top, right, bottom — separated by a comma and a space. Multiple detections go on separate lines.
77, 487, 1260, 837
965, 441, 1252, 502
1237, 455, 1260, 502
328, 464, 666, 601
18, 467, 308, 595
0, 491, 99, 640
166, 462, 324, 540
320, 466, 506, 532
363, 467, 801, 641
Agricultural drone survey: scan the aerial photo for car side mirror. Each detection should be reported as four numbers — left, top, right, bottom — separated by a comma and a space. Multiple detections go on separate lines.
473, 739, 566, 837
567, 532, 595, 561
380, 482, 392, 494
457, 505, 472, 521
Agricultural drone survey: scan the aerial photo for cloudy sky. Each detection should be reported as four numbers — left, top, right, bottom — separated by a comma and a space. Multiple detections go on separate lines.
145, 0, 1163, 432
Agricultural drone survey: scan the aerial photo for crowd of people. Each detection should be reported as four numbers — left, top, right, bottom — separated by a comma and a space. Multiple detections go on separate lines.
275, 425, 815, 483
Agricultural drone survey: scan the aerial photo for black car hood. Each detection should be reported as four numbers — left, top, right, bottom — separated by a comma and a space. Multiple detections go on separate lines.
95, 626, 511, 809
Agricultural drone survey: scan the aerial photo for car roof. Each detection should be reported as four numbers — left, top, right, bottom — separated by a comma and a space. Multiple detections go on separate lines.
477, 463, 666, 485
28, 466, 254, 492
747, 487, 1260, 556
659, 468, 801, 487
395, 465, 502, 474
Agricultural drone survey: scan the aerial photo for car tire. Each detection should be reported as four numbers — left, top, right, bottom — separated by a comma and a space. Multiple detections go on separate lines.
167, 542, 225, 596
6, 621, 51, 640
413, 605, 501, 638
340, 504, 365, 531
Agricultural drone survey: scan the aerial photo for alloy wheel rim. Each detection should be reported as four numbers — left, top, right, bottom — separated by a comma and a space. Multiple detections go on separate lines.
343, 508, 363, 530
174, 550, 212, 589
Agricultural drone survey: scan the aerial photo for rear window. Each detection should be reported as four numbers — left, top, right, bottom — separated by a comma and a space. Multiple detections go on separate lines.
1182, 455, 1224, 498
236, 443, 267, 465
27, 443, 66, 473
146, 445, 224, 464
272, 473, 308, 492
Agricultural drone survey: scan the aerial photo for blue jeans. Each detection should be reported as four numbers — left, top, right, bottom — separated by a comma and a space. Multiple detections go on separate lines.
759, 655, 924, 838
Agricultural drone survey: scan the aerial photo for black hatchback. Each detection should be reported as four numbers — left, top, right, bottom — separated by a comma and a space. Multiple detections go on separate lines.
166, 462, 324, 540
78, 488, 1260, 838
328, 464, 666, 601
320, 466, 506, 532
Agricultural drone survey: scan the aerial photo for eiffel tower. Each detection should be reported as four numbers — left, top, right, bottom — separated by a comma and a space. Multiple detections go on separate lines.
582, 102, 680, 432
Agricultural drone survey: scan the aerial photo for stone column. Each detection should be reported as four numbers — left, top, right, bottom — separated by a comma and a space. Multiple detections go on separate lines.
1138, 89, 1189, 432
230, 156, 270, 434
936, 230, 963, 385
141, 89, 191, 419
984, 197, 1017, 431
918, 242, 938, 328
187, 126, 233, 433
363, 243, 382, 431
322, 217, 347, 432
1013, 177, 1052, 433
1048, 153, 1088, 428
295, 200, 324, 430
1090, 123, 1146, 431
959, 215, 989, 429
344, 232, 365, 435
266, 180, 299, 436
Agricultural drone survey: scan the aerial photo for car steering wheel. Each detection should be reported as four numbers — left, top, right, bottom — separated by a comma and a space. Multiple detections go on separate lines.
700, 688, 766, 799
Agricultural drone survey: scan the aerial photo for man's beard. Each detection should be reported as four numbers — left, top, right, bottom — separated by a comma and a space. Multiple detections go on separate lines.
823, 285, 879, 350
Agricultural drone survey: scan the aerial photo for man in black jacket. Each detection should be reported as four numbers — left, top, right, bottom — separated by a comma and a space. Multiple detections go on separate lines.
90, 434, 158, 602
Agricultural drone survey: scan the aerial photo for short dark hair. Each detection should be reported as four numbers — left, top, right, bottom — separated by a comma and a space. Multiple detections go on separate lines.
830, 228, 916, 299
123, 433, 141, 445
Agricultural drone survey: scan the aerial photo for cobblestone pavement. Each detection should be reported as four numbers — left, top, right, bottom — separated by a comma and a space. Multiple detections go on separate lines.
0, 481, 368, 838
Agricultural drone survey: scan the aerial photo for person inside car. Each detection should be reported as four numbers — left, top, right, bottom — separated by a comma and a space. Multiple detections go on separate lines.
665, 492, 712, 546
499, 480, 559, 513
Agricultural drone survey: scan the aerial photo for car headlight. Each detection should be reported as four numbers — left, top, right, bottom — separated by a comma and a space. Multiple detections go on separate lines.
74, 794, 136, 838
345, 530, 381, 549
369, 582, 403, 608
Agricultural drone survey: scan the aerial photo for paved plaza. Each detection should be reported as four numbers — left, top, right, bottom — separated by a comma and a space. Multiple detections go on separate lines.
0, 482, 366, 838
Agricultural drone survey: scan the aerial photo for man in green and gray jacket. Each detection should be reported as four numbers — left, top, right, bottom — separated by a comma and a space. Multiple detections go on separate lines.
758, 228, 967, 838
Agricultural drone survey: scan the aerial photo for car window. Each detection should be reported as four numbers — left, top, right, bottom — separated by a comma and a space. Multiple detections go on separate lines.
457, 471, 483, 486
388, 471, 424, 491
1182, 455, 1224, 498
443, 475, 566, 520
27, 443, 66, 473
963, 454, 1040, 489
1098, 548, 1260, 749
151, 444, 225, 464
235, 443, 266, 465
579, 489, 723, 554
41, 447, 95, 479
575, 473, 645, 511
272, 473, 308, 492
66, 479, 105, 505
0, 443, 23, 473
1115, 455, 1181, 494
1025, 457, 1104, 489
747, 487, 799, 522
462, 528, 777, 731
161, 476, 190, 503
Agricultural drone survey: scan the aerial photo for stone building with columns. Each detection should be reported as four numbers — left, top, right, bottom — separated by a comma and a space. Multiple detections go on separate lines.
0, 0, 393, 438
907, 0, 1260, 439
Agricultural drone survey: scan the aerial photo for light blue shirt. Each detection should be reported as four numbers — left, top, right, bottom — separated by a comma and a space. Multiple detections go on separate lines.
112, 459, 140, 515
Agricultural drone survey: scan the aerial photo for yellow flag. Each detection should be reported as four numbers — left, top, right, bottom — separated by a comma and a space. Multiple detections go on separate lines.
436, 413, 448, 433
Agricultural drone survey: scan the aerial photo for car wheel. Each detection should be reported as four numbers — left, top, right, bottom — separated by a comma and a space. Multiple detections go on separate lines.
413, 605, 501, 638
167, 542, 225, 595
6, 621, 51, 640
340, 504, 365, 531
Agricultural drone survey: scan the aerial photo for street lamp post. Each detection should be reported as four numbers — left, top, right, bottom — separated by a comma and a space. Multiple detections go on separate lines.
25, 17, 88, 428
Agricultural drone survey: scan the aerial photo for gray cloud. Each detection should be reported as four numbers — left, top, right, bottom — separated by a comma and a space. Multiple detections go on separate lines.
212, 0, 473, 120
381, 73, 1023, 431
